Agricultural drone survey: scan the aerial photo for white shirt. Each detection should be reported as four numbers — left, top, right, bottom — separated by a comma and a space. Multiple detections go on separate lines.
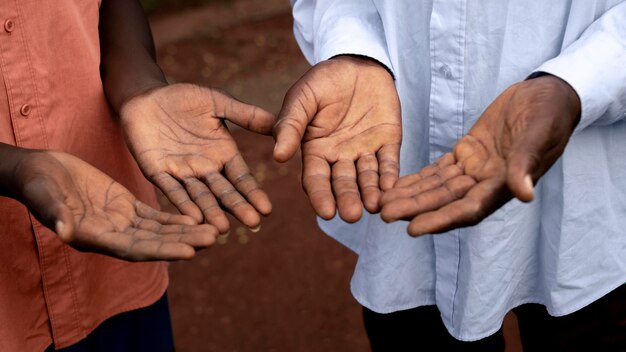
291, 0, 626, 341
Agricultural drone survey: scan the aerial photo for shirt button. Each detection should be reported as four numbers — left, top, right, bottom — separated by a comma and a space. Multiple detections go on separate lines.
20, 104, 31, 117
4, 19, 15, 33
439, 64, 453, 79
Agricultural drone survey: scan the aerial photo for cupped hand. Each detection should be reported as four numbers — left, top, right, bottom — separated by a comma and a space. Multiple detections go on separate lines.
274, 56, 402, 223
381, 75, 581, 236
14, 150, 218, 261
120, 83, 276, 233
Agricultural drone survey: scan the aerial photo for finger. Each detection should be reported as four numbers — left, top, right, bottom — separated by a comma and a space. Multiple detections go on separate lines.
302, 155, 335, 219
506, 150, 540, 203
381, 164, 464, 206
224, 154, 272, 215
148, 172, 203, 223
406, 178, 508, 236
133, 218, 218, 248
125, 238, 197, 261
203, 172, 261, 228
78, 230, 196, 261
211, 89, 276, 135
181, 178, 230, 234
332, 160, 362, 223
394, 153, 456, 189
381, 174, 476, 222
356, 154, 380, 213
377, 143, 401, 190
134, 200, 197, 225
273, 84, 317, 162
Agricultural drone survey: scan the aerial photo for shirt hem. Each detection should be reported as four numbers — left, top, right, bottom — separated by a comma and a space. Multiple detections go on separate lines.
52, 266, 169, 350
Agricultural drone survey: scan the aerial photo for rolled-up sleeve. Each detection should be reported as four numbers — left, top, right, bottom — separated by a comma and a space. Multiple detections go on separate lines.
291, 0, 393, 73
531, 2, 626, 131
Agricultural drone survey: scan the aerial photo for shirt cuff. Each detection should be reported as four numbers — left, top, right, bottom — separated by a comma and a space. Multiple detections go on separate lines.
529, 19, 626, 132
314, 11, 394, 75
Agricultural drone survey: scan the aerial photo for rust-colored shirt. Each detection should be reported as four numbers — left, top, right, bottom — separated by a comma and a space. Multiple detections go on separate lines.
0, 1, 168, 350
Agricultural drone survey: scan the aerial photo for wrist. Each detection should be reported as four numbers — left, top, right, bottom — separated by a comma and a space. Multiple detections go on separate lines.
330, 54, 395, 79
0, 144, 38, 199
531, 74, 582, 129
118, 80, 168, 120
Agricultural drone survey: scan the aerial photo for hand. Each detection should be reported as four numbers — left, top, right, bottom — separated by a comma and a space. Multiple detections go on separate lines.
120, 83, 276, 233
274, 56, 402, 223
380, 75, 581, 236
13, 150, 217, 261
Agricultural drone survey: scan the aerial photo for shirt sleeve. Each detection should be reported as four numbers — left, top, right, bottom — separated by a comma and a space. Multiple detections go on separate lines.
530, 2, 626, 132
290, 0, 393, 73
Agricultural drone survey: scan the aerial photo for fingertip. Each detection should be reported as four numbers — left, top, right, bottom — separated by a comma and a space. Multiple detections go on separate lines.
380, 176, 398, 191
53, 204, 75, 242
253, 197, 273, 216
196, 226, 218, 248
254, 109, 278, 136
315, 204, 336, 220
178, 246, 197, 260
379, 208, 396, 223
337, 204, 362, 224
55, 220, 71, 242
407, 221, 427, 237
364, 200, 380, 214
273, 142, 294, 163
211, 218, 231, 235
173, 214, 200, 226
239, 209, 262, 230
509, 174, 534, 203
179, 206, 203, 224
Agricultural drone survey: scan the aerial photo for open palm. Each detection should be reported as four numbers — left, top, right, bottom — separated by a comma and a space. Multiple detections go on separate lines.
121, 83, 275, 233
274, 56, 402, 222
381, 75, 581, 236
14, 151, 217, 261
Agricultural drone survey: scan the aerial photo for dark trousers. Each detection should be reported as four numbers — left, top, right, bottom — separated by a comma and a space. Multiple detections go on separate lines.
46, 293, 174, 352
364, 285, 626, 352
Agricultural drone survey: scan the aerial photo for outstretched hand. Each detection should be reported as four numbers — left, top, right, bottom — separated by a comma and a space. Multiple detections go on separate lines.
14, 151, 217, 261
274, 56, 402, 223
381, 75, 581, 236
121, 83, 275, 233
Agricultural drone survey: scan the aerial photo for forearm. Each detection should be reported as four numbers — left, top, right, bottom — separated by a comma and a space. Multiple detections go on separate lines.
99, 0, 167, 113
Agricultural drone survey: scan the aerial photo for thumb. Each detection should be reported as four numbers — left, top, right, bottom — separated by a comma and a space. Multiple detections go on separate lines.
506, 150, 539, 203
22, 178, 77, 241
211, 89, 276, 135
53, 205, 76, 243
273, 84, 317, 163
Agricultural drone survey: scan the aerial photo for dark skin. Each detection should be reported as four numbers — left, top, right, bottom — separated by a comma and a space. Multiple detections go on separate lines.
100, 0, 274, 233
274, 55, 402, 223
380, 75, 581, 236
0, 144, 217, 261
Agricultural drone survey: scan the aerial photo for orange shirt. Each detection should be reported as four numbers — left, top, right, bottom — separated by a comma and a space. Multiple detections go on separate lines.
0, 1, 168, 350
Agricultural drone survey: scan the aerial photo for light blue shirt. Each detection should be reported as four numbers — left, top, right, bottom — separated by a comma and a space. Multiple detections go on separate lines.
291, 0, 626, 341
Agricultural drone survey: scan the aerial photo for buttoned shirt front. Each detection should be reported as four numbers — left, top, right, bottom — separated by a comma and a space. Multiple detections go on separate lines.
0, 1, 168, 350
292, 0, 626, 341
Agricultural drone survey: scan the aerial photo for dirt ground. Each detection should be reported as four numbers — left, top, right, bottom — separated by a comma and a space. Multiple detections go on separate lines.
149, 1, 522, 351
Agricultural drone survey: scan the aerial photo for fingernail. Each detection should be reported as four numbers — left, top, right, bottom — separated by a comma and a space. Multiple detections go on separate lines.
216, 230, 230, 245
524, 175, 533, 191
56, 220, 65, 234
249, 225, 261, 233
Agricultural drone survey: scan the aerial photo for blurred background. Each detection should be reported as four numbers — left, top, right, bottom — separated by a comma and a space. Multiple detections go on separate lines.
143, 0, 522, 351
